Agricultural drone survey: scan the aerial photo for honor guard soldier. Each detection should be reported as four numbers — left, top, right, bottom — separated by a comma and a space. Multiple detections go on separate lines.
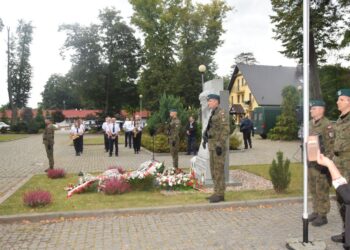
308, 99, 334, 227
70, 119, 84, 156
331, 89, 350, 244
203, 94, 229, 203
133, 115, 143, 154
43, 118, 55, 172
168, 109, 181, 169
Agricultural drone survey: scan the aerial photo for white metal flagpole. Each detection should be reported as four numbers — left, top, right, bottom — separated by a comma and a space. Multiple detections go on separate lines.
302, 0, 310, 243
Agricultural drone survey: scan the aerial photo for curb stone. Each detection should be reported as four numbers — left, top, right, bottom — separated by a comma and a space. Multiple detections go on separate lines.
0, 196, 309, 224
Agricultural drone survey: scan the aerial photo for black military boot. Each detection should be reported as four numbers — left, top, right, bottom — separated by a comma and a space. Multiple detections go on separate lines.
209, 195, 224, 203
331, 232, 345, 243
311, 215, 328, 227
308, 212, 318, 222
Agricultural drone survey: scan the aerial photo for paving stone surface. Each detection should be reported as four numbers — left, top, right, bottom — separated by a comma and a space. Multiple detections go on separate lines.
0, 201, 345, 250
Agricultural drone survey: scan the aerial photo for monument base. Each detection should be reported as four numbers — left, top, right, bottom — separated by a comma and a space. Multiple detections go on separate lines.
286, 238, 326, 250
203, 176, 242, 188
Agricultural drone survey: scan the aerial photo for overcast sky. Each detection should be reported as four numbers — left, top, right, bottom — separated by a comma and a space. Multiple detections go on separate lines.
0, 0, 298, 108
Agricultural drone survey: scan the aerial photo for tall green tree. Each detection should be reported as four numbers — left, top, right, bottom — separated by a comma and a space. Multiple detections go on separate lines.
7, 20, 34, 124
234, 52, 258, 65
129, 0, 231, 109
319, 64, 350, 120
41, 74, 81, 109
270, 0, 350, 99
268, 85, 300, 140
59, 7, 142, 114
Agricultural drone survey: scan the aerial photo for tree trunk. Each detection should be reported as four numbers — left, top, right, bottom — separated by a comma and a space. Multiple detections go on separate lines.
7, 27, 17, 125
309, 31, 322, 99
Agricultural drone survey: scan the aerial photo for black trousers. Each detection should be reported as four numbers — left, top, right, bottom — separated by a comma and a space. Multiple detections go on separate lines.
109, 136, 118, 156
133, 132, 142, 152
243, 131, 252, 149
187, 136, 196, 154
125, 131, 133, 148
104, 133, 109, 151
73, 136, 82, 154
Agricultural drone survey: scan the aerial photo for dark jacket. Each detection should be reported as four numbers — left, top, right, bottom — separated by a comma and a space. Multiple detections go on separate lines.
240, 118, 254, 134
186, 121, 197, 137
337, 184, 350, 248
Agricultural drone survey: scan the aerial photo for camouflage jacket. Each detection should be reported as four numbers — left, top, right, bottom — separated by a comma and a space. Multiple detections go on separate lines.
43, 124, 55, 145
169, 117, 181, 142
207, 107, 229, 151
334, 112, 350, 158
309, 116, 334, 159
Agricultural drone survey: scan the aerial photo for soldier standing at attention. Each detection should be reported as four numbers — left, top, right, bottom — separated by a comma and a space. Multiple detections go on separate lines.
307, 100, 334, 227
168, 109, 181, 169
43, 118, 55, 172
331, 89, 350, 244
203, 94, 229, 203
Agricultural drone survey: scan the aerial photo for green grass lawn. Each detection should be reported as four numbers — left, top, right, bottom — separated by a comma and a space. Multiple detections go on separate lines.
0, 164, 305, 216
0, 134, 28, 142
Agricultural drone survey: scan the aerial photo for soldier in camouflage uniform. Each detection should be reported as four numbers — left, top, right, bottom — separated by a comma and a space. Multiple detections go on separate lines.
308, 100, 334, 227
168, 109, 181, 169
43, 118, 55, 172
203, 94, 229, 203
331, 89, 350, 243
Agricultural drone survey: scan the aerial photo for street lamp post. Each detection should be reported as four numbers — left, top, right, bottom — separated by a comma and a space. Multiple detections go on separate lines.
198, 64, 206, 87
139, 94, 143, 115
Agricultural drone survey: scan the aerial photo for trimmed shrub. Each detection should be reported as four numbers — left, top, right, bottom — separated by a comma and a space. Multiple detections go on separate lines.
229, 132, 242, 150
269, 151, 291, 193
47, 168, 66, 179
23, 190, 52, 207
27, 120, 40, 134
128, 175, 155, 191
103, 178, 131, 195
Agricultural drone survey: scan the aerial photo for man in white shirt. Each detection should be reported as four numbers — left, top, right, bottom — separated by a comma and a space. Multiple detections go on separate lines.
79, 119, 85, 154
102, 117, 111, 152
70, 119, 84, 156
123, 117, 134, 148
106, 117, 120, 157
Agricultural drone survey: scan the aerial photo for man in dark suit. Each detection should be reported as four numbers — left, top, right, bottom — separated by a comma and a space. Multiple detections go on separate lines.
186, 116, 197, 155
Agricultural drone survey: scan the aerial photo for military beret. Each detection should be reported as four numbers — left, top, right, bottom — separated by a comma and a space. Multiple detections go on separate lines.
169, 108, 177, 112
337, 89, 350, 97
310, 99, 325, 107
207, 94, 220, 101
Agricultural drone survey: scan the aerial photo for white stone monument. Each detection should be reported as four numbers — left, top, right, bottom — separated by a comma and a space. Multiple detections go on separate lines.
191, 78, 238, 186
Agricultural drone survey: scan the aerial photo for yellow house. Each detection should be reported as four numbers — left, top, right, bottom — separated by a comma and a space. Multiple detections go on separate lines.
227, 64, 300, 124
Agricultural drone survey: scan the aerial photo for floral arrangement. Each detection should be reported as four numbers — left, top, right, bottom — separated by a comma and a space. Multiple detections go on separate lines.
65, 160, 199, 197
156, 168, 199, 190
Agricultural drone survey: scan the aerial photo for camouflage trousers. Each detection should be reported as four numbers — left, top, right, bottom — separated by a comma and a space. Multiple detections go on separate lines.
334, 156, 350, 224
308, 167, 331, 216
209, 148, 226, 196
44, 143, 54, 169
170, 142, 179, 169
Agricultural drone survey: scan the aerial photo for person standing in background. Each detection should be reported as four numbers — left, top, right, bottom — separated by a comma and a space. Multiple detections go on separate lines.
43, 118, 55, 172
240, 115, 254, 149
133, 115, 143, 154
168, 109, 181, 169
70, 119, 84, 156
79, 119, 85, 154
107, 117, 120, 157
186, 116, 197, 155
123, 117, 134, 148
102, 117, 111, 152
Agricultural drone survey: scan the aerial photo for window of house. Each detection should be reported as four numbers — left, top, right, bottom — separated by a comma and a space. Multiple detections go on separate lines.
249, 93, 252, 102
237, 95, 240, 103
231, 96, 233, 105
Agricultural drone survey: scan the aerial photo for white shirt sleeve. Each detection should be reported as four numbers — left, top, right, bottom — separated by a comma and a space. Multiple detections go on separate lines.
333, 177, 348, 189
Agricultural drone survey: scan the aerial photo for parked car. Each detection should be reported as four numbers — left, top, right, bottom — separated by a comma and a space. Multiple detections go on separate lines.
0, 122, 10, 132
